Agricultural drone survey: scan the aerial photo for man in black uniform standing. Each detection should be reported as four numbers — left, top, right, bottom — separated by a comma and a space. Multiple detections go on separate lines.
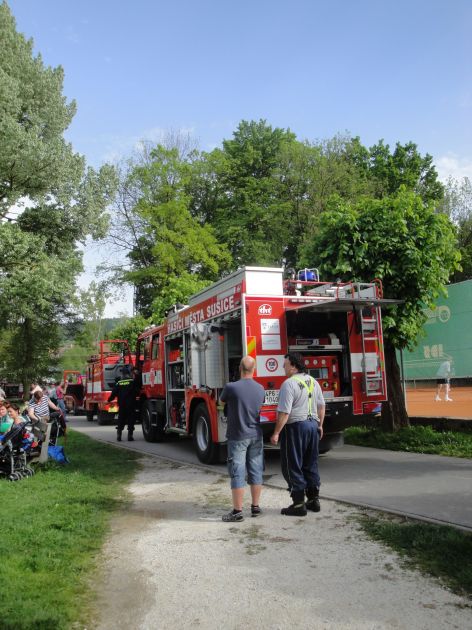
108, 366, 138, 442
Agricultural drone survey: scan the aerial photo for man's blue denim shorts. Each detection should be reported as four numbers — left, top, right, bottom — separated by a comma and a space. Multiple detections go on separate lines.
227, 437, 264, 489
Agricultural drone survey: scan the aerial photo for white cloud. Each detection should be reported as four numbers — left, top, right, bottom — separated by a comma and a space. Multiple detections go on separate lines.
435, 153, 472, 182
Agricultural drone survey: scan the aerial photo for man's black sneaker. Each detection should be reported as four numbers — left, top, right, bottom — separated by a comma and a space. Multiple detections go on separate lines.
222, 510, 244, 522
251, 505, 261, 517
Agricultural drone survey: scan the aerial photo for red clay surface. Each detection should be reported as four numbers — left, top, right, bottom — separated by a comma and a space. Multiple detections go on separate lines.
406, 386, 472, 419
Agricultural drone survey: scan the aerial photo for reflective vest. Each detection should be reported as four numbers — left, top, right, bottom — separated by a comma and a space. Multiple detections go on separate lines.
292, 375, 316, 419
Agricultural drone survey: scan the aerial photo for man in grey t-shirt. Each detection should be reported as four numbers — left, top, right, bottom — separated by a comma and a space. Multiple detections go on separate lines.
219, 356, 265, 522
271, 352, 325, 516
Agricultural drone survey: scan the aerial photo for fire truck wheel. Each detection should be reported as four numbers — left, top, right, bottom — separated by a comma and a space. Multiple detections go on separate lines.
86, 409, 94, 422
97, 410, 113, 425
193, 403, 220, 464
141, 401, 165, 443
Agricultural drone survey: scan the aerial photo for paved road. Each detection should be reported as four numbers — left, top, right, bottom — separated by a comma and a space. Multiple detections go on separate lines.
70, 416, 472, 531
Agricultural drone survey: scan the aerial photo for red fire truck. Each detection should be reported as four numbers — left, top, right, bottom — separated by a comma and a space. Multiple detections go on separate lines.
84, 340, 134, 425
63, 370, 86, 415
136, 266, 394, 463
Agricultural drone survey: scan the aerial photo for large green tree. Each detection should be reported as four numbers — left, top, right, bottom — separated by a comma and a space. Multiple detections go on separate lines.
108, 144, 231, 320
275, 134, 373, 266
0, 2, 84, 216
0, 2, 116, 388
301, 189, 460, 429
0, 223, 81, 392
203, 120, 297, 266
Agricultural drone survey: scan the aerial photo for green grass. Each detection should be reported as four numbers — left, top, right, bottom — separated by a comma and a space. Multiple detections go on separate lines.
357, 513, 472, 598
344, 425, 472, 458
0, 430, 140, 630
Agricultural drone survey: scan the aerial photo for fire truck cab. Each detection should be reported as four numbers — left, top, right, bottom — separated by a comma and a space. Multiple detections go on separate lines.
136, 267, 393, 463
84, 340, 134, 425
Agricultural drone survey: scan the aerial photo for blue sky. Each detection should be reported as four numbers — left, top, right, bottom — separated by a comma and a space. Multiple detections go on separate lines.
6, 0, 472, 314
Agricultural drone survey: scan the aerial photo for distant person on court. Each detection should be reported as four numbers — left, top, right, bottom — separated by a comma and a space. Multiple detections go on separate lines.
219, 356, 265, 522
435, 359, 452, 401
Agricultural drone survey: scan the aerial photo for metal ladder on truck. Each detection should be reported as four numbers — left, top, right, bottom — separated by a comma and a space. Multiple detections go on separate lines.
359, 307, 385, 397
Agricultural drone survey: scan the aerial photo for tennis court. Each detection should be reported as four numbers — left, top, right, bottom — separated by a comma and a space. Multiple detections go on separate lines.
406, 385, 472, 419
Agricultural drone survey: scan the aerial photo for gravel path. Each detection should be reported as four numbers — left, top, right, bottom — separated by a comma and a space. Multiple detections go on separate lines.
94, 457, 471, 630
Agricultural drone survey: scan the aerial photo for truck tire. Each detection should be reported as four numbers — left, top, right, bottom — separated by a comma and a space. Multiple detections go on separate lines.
86, 409, 94, 422
142, 400, 166, 443
193, 403, 221, 464
97, 410, 114, 425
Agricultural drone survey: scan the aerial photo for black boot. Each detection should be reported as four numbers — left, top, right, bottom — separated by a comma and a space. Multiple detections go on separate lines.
306, 486, 321, 512
117, 429, 122, 442
127, 430, 134, 442
281, 490, 307, 516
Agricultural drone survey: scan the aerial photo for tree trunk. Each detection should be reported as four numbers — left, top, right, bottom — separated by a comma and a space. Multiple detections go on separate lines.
381, 341, 410, 431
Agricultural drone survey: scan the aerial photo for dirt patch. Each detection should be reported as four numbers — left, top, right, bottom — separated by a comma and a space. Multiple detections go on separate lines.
93, 457, 471, 629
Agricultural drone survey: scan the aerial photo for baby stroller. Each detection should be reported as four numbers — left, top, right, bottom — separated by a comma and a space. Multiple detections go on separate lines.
0, 421, 35, 481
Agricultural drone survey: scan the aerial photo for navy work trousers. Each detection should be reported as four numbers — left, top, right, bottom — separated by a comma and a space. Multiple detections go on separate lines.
280, 420, 320, 493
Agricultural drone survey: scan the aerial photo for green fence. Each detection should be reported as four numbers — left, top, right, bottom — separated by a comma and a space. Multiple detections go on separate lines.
399, 280, 472, 380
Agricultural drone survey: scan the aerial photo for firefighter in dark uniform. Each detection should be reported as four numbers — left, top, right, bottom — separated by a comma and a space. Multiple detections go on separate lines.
108, 366, 138, 442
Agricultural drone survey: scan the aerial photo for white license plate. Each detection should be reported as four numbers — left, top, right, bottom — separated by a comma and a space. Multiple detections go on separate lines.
264, 389, 279, 405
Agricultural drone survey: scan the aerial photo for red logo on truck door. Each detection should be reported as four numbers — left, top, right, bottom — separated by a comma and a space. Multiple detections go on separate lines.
265, 358, 278, 372
258, 304, 272, 316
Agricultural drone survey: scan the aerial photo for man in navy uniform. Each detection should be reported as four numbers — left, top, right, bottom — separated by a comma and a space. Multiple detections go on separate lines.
271, 352, 325, 516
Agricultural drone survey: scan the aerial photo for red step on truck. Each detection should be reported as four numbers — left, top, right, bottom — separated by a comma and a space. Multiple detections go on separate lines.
135, 266, 395, 463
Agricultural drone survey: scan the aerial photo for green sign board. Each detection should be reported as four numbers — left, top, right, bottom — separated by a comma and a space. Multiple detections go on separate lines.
400, 280, 472, 380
